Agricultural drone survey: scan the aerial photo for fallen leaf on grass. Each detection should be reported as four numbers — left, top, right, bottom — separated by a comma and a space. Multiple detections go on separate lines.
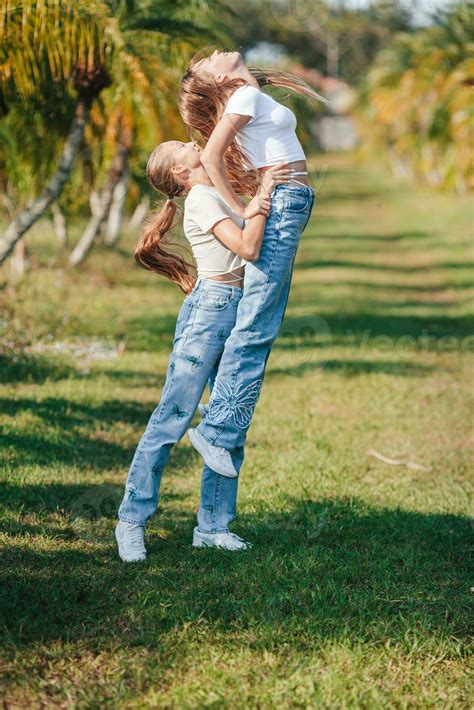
367, 448, 432, 472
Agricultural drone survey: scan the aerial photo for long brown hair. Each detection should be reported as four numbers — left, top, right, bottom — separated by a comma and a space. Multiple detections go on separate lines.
178, 50, 330, 197
135, 143, 197, 294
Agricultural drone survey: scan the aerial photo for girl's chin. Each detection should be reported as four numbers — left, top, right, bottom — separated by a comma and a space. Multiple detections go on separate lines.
228, 51, 242, 67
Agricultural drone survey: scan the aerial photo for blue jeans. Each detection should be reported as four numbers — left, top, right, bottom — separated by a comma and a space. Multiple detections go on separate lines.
118, 277, 245, 530
196, 183, 315, 449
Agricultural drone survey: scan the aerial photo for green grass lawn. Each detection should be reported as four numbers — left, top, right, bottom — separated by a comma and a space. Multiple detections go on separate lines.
1, 153, 472, 708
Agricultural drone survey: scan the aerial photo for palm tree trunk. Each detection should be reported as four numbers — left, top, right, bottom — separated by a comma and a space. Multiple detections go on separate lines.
10, 239, 27, 280
327, 34, 339, 78
129, 195, 149, 229
104, 158, 129, 246
52, 203, 68, 248
0, 99, 89, 265
69, 144, 127, 266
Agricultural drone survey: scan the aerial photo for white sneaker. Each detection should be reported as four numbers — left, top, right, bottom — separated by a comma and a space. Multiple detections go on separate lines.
193, 527, 252, 551
198, 403, 209, 419
115, 520, 147, 562
188, 428, 238, 478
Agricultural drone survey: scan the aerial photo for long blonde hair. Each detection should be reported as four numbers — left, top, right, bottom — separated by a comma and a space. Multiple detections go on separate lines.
178, 50, 329, 197
135, 144, 196, 294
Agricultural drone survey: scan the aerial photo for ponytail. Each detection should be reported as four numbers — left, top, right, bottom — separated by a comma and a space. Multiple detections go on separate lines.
134, 197, 196, 294
249, 67, 330, 105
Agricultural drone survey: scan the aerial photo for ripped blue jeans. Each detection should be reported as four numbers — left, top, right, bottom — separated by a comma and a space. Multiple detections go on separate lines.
118, 277, 245, 531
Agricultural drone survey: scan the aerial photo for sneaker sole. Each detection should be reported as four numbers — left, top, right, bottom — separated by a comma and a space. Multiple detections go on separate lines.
192, 532, 250, 551
188, 429, 237, 478
192, 538, 212, 548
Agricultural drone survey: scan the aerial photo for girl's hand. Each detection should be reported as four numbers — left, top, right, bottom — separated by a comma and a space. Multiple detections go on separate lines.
244, 193, 271, 219
243, 164, 292, 219
260, 163, 292, 196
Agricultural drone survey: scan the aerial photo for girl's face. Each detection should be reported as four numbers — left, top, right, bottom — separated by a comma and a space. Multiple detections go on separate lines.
170, 140, 202, 172
194, 50, 243, 83
166, 140, 204, 186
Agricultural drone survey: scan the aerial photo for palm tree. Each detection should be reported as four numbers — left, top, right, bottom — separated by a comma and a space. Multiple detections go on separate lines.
69, 0, 206, 264
356, 4, 473, 192
0, 1, 113, 263
0, 0, 218, 265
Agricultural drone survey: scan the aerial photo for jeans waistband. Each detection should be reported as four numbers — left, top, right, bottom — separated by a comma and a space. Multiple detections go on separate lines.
194, 276, 243, 295
272, 183, 315, 196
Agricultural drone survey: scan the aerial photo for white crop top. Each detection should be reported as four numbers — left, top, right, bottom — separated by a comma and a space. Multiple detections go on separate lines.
223, 84, 306, 169
183, 184, 247, 283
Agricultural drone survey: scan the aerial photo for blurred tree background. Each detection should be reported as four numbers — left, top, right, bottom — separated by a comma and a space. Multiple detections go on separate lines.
0, 0, 471, 271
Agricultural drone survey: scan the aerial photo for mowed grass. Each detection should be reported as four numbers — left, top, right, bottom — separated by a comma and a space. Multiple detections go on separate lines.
0, 153, 472, 708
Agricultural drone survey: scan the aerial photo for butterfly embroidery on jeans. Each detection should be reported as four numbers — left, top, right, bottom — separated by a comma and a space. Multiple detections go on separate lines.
171, 403, 188, 420
207, 378, 263, 429
186, 354, 203, 371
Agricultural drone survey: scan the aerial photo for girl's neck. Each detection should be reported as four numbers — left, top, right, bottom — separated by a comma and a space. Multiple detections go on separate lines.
186, 168, 212, 192
230, 65, 260, 90
188, 179, 213, 190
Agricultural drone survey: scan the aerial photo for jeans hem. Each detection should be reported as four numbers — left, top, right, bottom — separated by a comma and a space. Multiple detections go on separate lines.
197, 427, 220, 447
197, 526, 230, 534
118, 515, 147, 527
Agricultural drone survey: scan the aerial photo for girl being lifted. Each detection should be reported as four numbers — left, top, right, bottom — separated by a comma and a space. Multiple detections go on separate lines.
179, 50, 326, 478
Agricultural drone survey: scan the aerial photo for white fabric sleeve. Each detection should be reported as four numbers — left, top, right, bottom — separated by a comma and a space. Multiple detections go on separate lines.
187, 192, 233, 235
223, 85, 260, 120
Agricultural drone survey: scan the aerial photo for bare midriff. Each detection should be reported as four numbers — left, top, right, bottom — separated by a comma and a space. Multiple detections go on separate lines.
207, 264, 245, 288
259, 159, 309, 186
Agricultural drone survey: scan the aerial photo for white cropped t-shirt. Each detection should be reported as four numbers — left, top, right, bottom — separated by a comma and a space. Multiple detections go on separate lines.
223, 84, 306, 169
183, 184, 246, 282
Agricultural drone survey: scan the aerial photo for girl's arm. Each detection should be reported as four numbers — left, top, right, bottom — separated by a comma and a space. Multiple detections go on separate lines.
201, 114, 289, 220
211, 166, 290, 261
200, 114, 249, 216
212, 212, 266, 262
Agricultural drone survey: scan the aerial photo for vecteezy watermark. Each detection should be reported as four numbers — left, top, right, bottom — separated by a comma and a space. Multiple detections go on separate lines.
265, 0, 469, 33
69, 484, 123, 541
268, 315, 333, 375
269, 319, 473, 376
267, 0, 333, 34
345, 329, 474, 357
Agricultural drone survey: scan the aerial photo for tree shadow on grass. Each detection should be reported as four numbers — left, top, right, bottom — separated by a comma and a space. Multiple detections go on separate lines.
2, 430, 196, 475
1, 397, 199, 473
314, 230, 432, 243
2, 430, 135, 471
0, 494, 470, 651
278, 311, 474, 344
296, 259, 474, 273
0, 481, 189, 525
0, 397, 153, 427
120, 309, 473, 356
0, 353, 77, 385
93, 369, 166, 387
318, 280, 474, 293
0, 354, 166, 388
266, 358, 435, 379
124, 313, 179, 353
